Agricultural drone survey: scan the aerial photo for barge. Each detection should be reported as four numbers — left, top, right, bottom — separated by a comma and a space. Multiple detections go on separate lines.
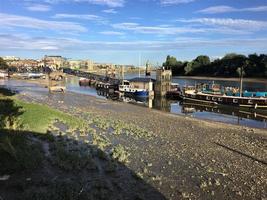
183, 84, 267, 109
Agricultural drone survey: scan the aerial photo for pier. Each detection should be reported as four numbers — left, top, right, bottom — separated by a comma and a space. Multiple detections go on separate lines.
63, 68, 121, 85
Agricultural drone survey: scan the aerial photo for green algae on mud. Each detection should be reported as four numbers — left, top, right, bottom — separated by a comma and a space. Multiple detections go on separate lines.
85, 112, 153, 139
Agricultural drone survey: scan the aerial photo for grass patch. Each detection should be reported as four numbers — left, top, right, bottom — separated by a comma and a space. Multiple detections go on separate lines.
14, 99, 88, 133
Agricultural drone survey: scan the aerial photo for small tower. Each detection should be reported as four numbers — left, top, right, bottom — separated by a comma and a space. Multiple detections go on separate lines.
145, 60, 151, 76
155, 67, 172, 96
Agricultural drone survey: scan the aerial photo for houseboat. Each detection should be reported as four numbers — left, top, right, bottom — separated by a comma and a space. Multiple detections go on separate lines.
182, 83, 267, 110
119, 80, 149, 97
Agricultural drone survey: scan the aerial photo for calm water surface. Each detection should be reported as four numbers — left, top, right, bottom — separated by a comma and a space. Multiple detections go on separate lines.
69, 74, 267, 129
1, 75, 267, 129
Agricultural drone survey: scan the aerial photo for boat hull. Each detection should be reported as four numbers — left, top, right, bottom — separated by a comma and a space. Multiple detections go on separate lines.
124, 90, 149, 97
183, 93, 267, 109
133, 90, 149, 97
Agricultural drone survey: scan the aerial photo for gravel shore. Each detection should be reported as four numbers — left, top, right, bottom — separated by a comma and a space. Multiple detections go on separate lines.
17, 89, 267, 200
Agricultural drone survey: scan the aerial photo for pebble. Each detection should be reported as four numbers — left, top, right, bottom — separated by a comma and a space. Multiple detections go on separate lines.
182, 192, 189, 198
0, 175, 10, 181
147, 163, 153, 167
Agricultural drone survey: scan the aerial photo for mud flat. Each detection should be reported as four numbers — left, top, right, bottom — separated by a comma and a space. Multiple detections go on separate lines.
14, 87, 267, 200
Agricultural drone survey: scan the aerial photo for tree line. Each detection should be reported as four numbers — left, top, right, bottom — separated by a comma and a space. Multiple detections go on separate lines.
163, 53, 267, 78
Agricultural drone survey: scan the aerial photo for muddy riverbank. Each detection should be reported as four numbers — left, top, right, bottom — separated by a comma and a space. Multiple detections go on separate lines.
15, 86, 267, 199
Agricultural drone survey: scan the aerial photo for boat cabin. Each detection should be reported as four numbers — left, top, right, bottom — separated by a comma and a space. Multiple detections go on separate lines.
128, 77, 155, 92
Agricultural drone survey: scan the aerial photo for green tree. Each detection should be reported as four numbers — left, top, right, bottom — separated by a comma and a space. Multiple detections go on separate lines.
0, 57, 8, 70
163, 55, 185, 75
184, 55, 210, 75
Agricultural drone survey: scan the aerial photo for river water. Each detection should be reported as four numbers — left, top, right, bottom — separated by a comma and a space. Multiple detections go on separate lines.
1, 74, 267, 129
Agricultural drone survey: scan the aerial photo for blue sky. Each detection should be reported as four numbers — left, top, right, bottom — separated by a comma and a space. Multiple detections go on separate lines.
0, 0, 267, 65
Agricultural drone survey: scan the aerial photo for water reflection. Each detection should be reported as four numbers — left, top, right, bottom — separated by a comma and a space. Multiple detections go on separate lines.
96, 85, 267, 129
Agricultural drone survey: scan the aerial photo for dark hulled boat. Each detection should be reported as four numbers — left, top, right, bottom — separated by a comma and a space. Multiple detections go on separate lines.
182, 84, 267, 110
182, 63, 267, 110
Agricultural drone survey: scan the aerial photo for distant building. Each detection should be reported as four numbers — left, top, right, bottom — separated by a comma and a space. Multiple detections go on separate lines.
2, 56, 20, 61
6, 59, 39, 72
93, 63, 113, 70
68, 60, 94, 71
43, 55, 67, 70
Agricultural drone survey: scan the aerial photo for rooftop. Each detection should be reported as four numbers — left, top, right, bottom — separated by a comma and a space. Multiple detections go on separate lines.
129, 77, 156, 83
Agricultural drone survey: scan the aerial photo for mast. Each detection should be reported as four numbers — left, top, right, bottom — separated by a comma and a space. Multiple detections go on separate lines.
138, 52, 141, 78
239, 64, 244, 97
121, 65, 124, 80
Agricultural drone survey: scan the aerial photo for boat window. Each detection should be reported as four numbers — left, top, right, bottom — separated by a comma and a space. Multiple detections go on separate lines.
248, 100, 253, 104
218, 98, 223, 102
206, 96, 210, 100
212, 97, 217, 101
233, 99, 238, 103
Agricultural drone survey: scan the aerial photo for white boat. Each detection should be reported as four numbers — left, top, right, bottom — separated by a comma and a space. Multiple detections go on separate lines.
119, 80, 149, 97
0, 71, 8, 79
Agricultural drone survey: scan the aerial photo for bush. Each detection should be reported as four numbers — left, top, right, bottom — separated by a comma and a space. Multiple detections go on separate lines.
0, 131, 44, 174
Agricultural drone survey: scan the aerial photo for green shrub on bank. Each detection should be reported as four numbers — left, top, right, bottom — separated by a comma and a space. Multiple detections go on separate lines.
51, 140, 97, 171
0, 131, 44, 174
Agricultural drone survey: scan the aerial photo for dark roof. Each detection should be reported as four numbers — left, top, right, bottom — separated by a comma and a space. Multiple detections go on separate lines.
129, 77, 156, 83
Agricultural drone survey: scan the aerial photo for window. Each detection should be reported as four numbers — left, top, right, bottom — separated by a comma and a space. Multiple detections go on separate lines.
233, 99, 238, 103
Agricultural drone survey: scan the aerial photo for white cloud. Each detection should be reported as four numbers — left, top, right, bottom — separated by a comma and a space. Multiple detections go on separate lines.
102, 9, 117, 14
0, 13, 87, 33
177, 18, 267, 30
197, 5, 267, 14
160, 0, 195, 5
100, 31, 124, 35
112, 22, 205, 34
197, 6, 236, 14
1, 34, 267, 51
41, 46, 59, 50
26, 4, 51, 12
42, 0, 124, 7
53, 13, 103, 21
111, 21, 257, 35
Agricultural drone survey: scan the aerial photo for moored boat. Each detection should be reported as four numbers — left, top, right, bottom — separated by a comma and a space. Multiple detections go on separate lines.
166, 83, 182, 99
79, 77, 90, 86
0, 71, 9, 79
119, 80, 149, 97
182, 84, 267, 109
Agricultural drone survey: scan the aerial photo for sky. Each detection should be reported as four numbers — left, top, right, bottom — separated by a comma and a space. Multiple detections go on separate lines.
0, 0, 267, 65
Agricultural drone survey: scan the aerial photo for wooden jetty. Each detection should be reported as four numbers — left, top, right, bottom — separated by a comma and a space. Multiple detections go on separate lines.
63, 68, 120, 85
